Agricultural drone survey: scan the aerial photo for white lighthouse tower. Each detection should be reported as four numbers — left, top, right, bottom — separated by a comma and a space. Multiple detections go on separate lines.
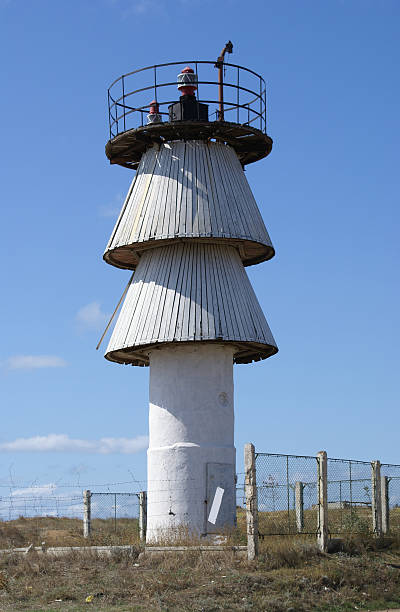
103, 45, 278, 542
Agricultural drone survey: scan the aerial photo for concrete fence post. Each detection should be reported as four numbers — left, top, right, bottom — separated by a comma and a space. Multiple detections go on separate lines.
83, 490, 91, 538
244, 443, 258, 561
139, 491, 147, 542
295, 481, 304, 532
371, 461, 383, 537
381, 476, 389, 534
317, 451, 328, 552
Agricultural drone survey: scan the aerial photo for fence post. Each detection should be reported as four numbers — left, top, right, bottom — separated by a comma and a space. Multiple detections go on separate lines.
295, 481, 304, 532
371, 461, 383, 537
244, 443, 258, 560
83, 490, 91, 538
139, 491, 147, 542
381, 476, 389, 534
317, 451, 328, 552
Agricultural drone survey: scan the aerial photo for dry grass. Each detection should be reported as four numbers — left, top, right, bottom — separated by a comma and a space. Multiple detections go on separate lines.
0, 534, 399, 610
1, 511, 400, 610
256, 506, 380, 537
0, 516, 141, 548
4, 507, 398, 549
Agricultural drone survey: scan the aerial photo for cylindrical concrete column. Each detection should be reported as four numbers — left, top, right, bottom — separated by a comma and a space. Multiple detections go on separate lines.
147, 343, 236, 543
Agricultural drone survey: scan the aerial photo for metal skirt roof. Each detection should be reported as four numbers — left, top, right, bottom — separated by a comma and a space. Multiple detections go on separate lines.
104, 140, 274, 270
105, 242, 278, 366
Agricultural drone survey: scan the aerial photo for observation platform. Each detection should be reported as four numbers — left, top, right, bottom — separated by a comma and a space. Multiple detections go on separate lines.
106, 60, 273, 169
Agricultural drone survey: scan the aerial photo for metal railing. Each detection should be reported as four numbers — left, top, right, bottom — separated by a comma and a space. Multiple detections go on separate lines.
107, 60, 267, 139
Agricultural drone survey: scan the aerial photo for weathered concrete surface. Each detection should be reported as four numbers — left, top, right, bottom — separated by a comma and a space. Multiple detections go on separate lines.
244, 443, 258, 560
0, 545, 137, 557
317, 450, 328, 552
143, 545, 246, 557
147, 344, 236, 543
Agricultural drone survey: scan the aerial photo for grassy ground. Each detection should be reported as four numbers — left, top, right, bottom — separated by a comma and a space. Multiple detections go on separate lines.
0, 516, 141, 548
3, 508, 398, 549
258, 507, 400, 537
1, 512, 400, 611
0, 535, 400, 610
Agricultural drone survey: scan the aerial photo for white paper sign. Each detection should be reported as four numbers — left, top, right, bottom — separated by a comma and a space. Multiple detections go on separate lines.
208, 486, 224, 525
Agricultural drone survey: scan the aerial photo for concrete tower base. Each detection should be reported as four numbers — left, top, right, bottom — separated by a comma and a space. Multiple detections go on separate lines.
147, 344, 236, 543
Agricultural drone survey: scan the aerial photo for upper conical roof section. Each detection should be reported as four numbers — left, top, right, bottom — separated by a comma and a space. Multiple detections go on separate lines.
104, 140, 274, 270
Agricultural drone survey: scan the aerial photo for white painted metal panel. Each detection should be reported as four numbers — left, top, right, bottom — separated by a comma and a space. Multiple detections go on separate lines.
105, 243, 278, 366
104, 141, 274, 269
207, 464, 236, 531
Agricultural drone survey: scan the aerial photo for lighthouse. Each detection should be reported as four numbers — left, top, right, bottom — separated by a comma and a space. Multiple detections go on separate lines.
103, 45, 278, 542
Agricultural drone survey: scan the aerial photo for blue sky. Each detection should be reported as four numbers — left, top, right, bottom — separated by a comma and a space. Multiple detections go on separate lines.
1, 0, 399, 501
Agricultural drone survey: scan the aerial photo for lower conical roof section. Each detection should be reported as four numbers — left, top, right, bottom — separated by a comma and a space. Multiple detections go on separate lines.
104, 140, 274, 270
105, 242, 278, 366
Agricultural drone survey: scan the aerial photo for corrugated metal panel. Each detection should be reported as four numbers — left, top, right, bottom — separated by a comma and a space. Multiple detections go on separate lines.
104, 141, 274, 270
105, 243, 278, 366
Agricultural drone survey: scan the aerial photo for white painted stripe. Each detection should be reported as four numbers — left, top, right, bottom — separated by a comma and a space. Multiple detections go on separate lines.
208, 487, 225, 525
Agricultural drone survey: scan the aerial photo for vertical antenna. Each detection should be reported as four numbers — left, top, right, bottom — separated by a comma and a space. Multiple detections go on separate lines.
215, 40, 233, 121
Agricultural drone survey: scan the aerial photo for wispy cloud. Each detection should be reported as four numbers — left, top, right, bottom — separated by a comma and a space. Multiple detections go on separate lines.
76, 302, 109, 330
128, 0, 153, 14
104, 0, 167, 19
5, 355, 67, 370
11, 483, 57, 497
98, 193, 124, 218
104, 0, 204, 21
0, 434, 149, 454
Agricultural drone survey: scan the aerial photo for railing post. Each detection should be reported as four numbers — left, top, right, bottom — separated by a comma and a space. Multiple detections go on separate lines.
317, 451, 328, 552
83, 490, 91, 538
244, 443, 258, 560
371, 460, 383, 537
381, 476, 389, 534
295, 481, 304, 532
139, 491, 147, 542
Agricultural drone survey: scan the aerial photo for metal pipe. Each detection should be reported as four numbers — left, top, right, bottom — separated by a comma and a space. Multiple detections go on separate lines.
215, 41, 233, 121
218, 63, 224, 121
96, 271, 135, 351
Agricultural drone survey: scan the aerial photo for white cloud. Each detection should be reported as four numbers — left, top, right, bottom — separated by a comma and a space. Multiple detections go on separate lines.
98, 204, 120, 218
0, 434, 149, 454
11, 483, 57, 497
98, 192, 124, 218
76, 302, 109, 330
6, 355, 67, 370
129, 0, 152, 14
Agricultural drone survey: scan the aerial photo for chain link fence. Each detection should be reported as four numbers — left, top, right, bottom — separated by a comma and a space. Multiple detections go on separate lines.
326, 458, 372, 535
255, 453, 400, 538
89, 493, 141, 542
255, 453, 318, 536
2, 455, 400, 550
